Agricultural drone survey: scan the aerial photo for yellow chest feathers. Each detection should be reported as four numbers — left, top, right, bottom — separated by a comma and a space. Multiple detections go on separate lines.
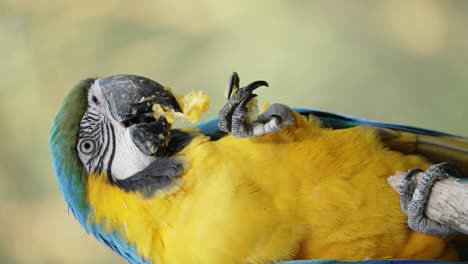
87, 114, 453, 263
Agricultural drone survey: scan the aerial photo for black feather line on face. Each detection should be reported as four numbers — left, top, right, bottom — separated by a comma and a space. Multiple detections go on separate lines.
93, 122, 106, 174
77, 95, 114, 178
107, 123, 116, 182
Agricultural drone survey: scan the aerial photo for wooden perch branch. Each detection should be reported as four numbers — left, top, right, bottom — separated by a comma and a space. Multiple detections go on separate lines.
387, 172, 468, 235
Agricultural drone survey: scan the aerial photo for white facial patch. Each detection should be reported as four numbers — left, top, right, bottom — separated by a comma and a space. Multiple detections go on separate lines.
110, 127, 156, 180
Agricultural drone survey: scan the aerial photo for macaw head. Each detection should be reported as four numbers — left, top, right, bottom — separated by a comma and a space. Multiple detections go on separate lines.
49, 75, 184, 263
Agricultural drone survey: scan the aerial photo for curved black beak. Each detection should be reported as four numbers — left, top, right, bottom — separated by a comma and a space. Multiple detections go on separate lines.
99, 75, 182, 156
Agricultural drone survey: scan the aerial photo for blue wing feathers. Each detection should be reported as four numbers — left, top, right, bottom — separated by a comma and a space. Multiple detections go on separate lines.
292, 108, 459, 138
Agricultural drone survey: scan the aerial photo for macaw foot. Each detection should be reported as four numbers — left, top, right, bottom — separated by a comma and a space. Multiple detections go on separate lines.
218, 72, 294, 138
399, 162, 459, 237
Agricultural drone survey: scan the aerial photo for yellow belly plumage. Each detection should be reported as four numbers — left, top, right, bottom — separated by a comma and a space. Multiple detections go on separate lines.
87, 113, 457, 264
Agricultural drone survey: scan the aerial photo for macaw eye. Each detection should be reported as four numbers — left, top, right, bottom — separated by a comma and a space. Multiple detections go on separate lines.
79, 139, 96, 154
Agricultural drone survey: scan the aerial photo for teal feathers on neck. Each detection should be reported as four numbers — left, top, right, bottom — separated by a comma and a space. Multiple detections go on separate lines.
49, 79, 93, 228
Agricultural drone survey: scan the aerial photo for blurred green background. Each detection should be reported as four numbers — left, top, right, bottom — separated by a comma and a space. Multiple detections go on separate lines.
1, 0, 468, 263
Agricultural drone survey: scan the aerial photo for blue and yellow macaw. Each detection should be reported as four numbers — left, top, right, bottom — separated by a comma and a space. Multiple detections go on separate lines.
49, 73, 468, 264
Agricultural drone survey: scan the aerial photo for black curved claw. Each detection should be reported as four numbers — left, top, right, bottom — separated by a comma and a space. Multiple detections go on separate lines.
437, 162, 460, 177
244, 80, 269, 93
405, 168, 423, 181
227, 72, 240, 100
219, 72, 270, 138
239, 94, 258, 108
